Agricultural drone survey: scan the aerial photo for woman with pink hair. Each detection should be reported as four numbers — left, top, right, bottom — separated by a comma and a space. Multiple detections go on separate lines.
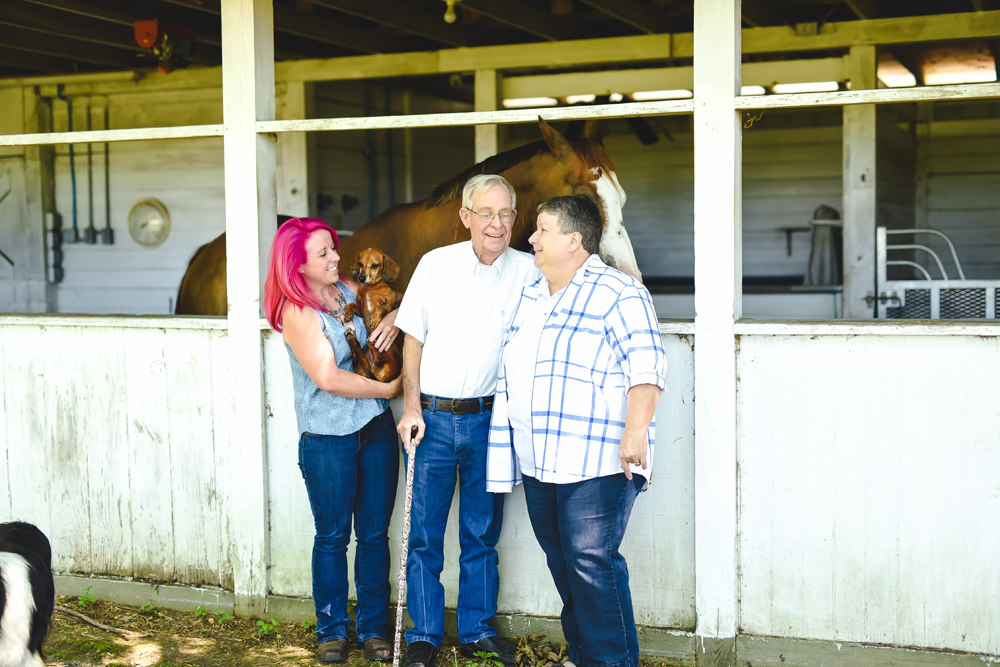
265, 217, 401, 664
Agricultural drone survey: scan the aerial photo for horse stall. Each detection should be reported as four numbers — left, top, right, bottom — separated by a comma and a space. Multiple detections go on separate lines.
2, 2, 1000, 667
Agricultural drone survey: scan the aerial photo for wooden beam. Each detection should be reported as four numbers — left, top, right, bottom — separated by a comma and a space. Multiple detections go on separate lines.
272, 10, 1000, 82
576, 0, 674, 34
740, 0, 784, 28
220, 0, 274, 618
461, 0, 562, 41
734, 81, 1000, 109
844, 0, 881, 20
308, 0, 474, 47
502, 57, 848, 99
0, 45, 77, 74
887, 45, 924, 86
0, 125, 223, 148
842, 44, 878, 319
474, 69, 499, 163
693, 0, 740, 665
256, 99, 693, 134
0, 24, 137, 69
275, 80, 316, 218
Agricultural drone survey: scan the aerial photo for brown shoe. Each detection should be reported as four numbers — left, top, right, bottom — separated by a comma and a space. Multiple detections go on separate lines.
364, 637, 393, 662
318, 639, 348, 663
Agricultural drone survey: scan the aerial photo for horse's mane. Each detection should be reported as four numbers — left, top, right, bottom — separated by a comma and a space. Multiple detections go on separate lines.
424, 140, 549, 209
423, 135, 619, 209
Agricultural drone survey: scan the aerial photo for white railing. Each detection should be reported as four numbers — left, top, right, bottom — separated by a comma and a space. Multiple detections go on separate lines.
876, 227, 1000, 319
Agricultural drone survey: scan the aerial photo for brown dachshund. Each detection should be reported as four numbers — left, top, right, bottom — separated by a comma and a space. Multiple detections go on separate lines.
343, 247, 403, 383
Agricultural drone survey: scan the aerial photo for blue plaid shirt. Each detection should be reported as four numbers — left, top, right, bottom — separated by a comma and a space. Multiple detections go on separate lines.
487, 255, 666, 492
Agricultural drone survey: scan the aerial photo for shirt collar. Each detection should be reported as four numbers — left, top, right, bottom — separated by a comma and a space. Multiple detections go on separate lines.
467, 242, 508, 277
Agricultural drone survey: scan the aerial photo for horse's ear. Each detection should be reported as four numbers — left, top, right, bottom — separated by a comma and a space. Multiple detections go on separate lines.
382, 253, 401, 283
583, 119, 603, 145
538, 117, 574, 160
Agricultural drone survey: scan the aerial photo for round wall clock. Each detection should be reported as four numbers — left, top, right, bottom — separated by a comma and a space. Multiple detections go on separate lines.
127, 198, 170, 247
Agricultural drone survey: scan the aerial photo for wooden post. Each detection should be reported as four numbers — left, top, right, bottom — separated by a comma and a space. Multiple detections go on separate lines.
276, 80, 316, 218
16, 88, 55, 312
693, 0, 740, 665
403, 89, 414, 203
220, 0, 276, 618
842, 45, 877, 317
474, 69, 500, 163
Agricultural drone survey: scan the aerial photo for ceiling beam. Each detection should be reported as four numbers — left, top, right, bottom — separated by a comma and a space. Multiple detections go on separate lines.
887, 45, 924, 86
3, 1, 223, 66
459, 0, 563, 41
0, 23, 137, 69
575, 0, 674, 34
741, 1, 785, 28
843, 0, 880, 20
307, 0, 474, 47
0, 44, 80, 73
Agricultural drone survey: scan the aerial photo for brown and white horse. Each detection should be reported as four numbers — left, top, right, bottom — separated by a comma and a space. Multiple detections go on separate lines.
175, 118, 639, 315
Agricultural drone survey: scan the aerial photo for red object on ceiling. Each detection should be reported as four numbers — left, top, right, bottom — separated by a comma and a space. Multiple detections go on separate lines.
135, 20, 160, 49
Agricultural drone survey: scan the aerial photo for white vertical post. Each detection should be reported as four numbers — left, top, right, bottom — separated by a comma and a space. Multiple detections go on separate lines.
18, 88, 55, 313
403, 89, 414, 203
275, 80, 316, 218
693, 0, 740, 664
220, 0, 276, 618
475, 69, 499, 163
842, 45, 877, 318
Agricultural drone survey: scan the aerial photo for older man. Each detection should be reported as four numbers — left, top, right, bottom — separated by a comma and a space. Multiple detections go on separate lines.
394, 174, 540, 667
487, 195, 665, 667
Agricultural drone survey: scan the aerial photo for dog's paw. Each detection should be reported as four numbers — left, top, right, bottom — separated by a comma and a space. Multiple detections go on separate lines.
344, 329, 356, 341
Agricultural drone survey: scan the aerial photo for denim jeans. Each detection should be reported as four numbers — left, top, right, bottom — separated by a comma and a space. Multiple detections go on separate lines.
298, 408, 399, 644
404, 400, 504, 646
522, 473, 644, 667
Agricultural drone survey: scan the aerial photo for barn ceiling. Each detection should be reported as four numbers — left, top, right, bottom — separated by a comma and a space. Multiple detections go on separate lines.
0, 0, 997, 84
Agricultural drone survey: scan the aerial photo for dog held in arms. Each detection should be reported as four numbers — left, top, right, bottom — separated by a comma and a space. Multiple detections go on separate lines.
343, 247, 403, 383
0, 522, 55, 667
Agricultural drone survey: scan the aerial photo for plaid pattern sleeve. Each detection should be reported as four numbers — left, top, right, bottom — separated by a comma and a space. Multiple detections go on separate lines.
487, 256, 666, 492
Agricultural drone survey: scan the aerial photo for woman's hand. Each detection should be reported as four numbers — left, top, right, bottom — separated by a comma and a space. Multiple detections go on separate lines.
384, 374, 403, 399
369, 309, 399, 352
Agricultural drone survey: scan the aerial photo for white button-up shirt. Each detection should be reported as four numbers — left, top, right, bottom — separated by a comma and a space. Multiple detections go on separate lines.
395, 241, 541, 399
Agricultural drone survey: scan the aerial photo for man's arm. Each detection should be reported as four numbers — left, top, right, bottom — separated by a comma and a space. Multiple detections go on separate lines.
396, 333, 425, 454
618, 383, 661, 480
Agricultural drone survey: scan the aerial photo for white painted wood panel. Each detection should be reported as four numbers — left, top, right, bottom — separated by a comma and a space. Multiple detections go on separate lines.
738, 334, 1000, 654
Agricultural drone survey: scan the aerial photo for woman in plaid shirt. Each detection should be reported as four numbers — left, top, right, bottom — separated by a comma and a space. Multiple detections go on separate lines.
488, 195, 666, 667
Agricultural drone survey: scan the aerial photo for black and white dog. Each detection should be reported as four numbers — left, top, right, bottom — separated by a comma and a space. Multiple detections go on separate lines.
0, 522, 54, 667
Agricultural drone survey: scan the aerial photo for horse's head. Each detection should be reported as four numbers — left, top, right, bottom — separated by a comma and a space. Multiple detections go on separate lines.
535, 118, 642, 282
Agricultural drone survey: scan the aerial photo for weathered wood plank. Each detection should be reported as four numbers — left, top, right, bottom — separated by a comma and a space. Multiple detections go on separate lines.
124, 327, 175, 581
734, 320, 1000, 335
0, 125, 223, 148
165, 329, 221, 586
81, 326, 132, 577
0, 315, 227, 329
0, 325, 11, 521
209, 329, 235, 592
737, 82, 1000, 111
692, 0, 739, 660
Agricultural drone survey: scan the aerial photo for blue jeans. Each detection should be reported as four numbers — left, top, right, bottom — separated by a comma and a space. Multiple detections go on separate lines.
522, 473, 644, 667
298, 408, 399, 644
404, 400, 504, 646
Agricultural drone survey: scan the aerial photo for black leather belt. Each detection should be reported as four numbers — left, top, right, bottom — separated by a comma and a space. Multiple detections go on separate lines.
420, 394, 494, 415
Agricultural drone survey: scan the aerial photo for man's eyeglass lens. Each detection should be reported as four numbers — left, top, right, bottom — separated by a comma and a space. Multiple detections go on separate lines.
473, 209, 515, 223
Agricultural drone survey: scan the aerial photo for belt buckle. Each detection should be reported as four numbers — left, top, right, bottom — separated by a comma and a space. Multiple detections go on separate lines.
451, 398, 471, 415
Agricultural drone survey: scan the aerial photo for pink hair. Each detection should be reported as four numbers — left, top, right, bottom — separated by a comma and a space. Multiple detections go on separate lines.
264, 217, 340, 332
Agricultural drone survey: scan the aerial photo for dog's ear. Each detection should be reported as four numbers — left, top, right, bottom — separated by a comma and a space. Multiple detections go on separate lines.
382, 253, 401, 283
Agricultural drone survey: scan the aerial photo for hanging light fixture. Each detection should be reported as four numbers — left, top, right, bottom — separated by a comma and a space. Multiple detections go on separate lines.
443, 0, 461, 23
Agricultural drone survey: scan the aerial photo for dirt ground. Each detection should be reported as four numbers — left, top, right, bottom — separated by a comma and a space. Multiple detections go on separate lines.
44, 595, 689, 667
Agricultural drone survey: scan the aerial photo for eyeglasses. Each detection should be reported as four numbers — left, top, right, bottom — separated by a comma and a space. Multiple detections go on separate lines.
468, 208, 516, 224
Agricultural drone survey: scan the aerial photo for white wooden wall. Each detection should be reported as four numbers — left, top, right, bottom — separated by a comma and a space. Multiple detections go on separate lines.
0, 317, 234, 589
739, 333, 1000, 655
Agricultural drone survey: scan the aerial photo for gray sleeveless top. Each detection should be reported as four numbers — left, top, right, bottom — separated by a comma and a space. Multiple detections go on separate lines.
285, 281, 388, 436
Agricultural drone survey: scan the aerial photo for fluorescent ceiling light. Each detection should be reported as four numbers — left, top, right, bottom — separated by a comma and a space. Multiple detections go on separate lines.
502, 97, 559, 108
925, 69, 996, 85
771, 81, 840, 94
565, 94, 596, 104
608, 93, 624, 102
741, 85, 767, 96
632, 89, 692, 100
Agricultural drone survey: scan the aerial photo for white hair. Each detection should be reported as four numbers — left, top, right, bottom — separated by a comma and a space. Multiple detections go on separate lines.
461, 174, 516, 210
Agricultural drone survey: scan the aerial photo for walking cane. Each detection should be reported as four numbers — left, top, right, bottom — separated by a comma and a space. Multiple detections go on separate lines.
392, 425, 419, 667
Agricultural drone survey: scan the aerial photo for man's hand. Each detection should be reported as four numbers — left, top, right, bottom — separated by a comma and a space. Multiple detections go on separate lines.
369, 309, 399, 352
397, 408, 424, 455
618, 430, 648, 480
